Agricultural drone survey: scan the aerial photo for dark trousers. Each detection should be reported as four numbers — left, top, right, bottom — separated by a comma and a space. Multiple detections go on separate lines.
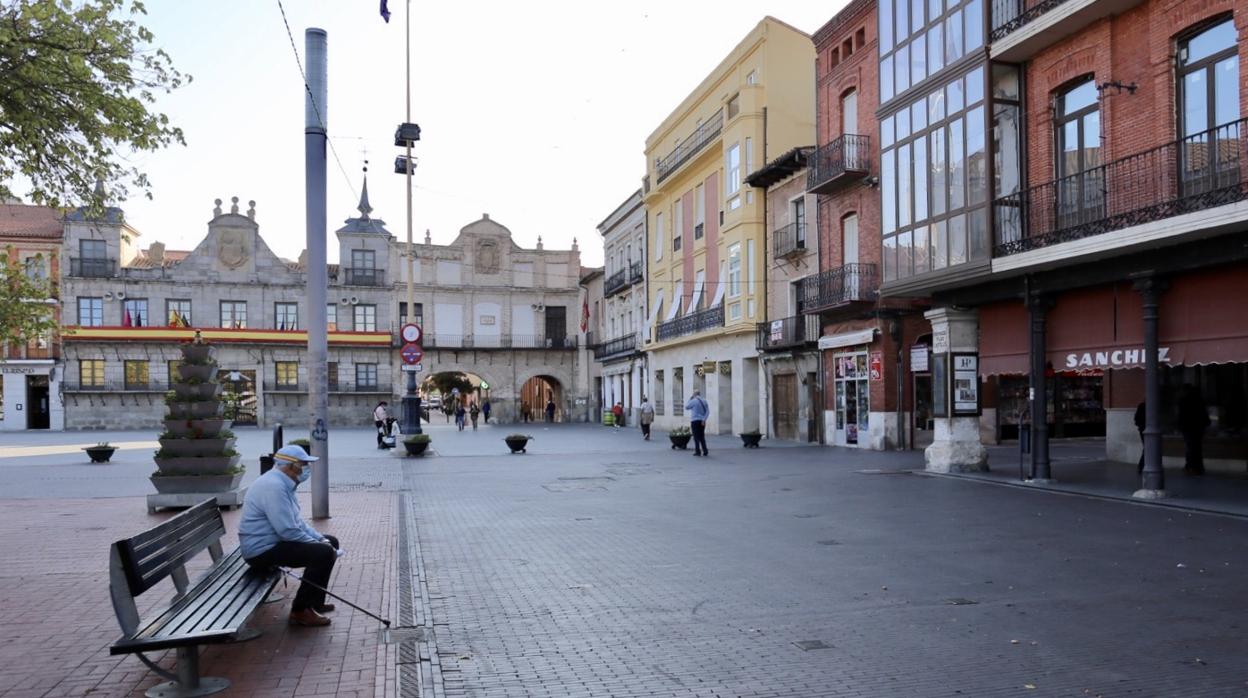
375, 420, 385, 447
691, 420, 708, 455
247, 534, 339, 612
1183, 430, 1205, 473
641, 422, 651, 438
1137, 429, 1145, 473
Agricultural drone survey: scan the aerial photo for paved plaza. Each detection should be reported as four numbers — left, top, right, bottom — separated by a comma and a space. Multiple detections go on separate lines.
1, 424, 1247, 697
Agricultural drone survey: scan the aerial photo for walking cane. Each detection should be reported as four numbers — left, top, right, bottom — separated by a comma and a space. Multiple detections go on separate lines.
278, 567, 391, 627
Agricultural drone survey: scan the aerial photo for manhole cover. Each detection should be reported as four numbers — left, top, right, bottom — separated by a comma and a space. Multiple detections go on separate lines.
945, 598, 979, 606
793, 640, 832, 651
380, 626, 426, 644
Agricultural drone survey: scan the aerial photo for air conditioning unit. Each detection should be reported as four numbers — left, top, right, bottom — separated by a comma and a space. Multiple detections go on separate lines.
115, 290, 127, 300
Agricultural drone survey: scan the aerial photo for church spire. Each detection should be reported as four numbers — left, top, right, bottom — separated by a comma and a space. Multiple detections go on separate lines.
357, 165, 373, 220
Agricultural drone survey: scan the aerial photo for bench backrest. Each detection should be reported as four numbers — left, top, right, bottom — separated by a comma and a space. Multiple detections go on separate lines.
109, 499, 226, 635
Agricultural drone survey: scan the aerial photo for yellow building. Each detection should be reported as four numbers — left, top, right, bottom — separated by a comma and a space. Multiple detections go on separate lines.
643, 16, 814, 435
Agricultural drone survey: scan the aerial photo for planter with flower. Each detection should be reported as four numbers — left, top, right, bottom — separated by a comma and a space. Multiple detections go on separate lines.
404, 433, 431, 456
504, 433, 532, 453
84, 442, 116, 463
669, 426, 691, 450
739, 430, 762, 448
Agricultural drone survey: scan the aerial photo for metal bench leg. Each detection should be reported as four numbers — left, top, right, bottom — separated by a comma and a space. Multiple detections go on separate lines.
143, 646, 229, 698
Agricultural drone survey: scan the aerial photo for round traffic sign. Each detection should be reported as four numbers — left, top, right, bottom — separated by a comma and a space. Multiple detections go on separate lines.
400, 343, 423, 365
400, 323, 422, 344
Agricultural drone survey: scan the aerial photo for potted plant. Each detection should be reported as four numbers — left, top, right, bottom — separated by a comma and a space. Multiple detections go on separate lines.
403, 433, 431, 456
84, 441, 116, 463
669, 426, 692, 450
504, 433, 532, 453
148, 332, 246, 511
740, 430, 763, 448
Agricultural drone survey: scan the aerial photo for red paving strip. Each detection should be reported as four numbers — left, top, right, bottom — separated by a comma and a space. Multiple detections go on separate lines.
0, 492, 399, 697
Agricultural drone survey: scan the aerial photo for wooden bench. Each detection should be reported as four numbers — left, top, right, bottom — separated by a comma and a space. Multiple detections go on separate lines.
109, 498, 280, 697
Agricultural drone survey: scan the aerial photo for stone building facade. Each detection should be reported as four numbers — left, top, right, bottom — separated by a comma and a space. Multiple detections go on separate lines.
593, 190, 648, 425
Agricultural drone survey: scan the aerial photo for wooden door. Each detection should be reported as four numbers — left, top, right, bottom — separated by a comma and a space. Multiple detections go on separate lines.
773, 373, 798, 441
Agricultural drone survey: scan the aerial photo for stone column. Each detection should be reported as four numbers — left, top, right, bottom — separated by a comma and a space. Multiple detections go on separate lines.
924, 308, 988, 473
1134, 276, 1167, 499
1028, 294, 1054, 482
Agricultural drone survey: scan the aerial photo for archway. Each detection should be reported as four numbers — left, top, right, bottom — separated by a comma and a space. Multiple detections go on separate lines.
420, 371, 488, 423
519, 375, 563, 423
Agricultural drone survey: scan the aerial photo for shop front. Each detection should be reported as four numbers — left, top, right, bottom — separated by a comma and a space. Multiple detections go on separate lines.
1, 362, 62, 431
819, 326, 877, 448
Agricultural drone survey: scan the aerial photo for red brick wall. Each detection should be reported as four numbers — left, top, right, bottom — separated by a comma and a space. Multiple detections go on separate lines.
1024, 0, 1247, 188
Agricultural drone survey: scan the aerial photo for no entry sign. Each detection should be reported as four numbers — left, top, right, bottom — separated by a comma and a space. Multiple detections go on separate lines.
400, 343, 423, 365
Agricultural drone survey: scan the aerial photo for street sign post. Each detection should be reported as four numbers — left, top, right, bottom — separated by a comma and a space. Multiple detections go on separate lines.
400, 323, 423, 345
400, 343, 423, 365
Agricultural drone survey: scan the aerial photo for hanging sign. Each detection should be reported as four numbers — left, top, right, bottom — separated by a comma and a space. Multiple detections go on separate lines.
910, 344, 929, 373
869, 351, 883, 381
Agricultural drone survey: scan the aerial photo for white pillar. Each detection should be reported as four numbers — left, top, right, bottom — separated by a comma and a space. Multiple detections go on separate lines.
924, 308, 988, 473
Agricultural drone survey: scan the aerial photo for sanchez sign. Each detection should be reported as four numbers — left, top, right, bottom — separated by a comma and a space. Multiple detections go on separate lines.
1063, 347, 1171, 369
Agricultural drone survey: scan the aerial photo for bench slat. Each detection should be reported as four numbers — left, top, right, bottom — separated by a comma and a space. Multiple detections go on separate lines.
115, 499, 226, 596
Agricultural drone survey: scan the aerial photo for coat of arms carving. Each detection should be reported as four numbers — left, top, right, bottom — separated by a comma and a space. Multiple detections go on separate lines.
476, 239, 500, 274
218, 229, 249, 269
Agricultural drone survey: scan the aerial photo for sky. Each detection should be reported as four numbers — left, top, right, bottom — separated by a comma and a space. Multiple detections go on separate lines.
98, 0, 847, 266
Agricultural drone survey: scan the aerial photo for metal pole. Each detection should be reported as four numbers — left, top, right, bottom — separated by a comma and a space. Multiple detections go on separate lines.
1136, 276, 1166, 494
400, 0, 422, 436
1028, 292, 1051, 481
305, 28, 330, 518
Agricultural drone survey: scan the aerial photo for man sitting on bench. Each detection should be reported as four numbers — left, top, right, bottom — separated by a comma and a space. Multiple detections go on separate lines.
239, 444, 340, 627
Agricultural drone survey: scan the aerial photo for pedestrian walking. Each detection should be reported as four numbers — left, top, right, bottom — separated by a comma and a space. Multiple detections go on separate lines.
469, 402, 480, 430
639, 396, 654, 440
1135, 401, 1146, 473
612, 402, 624, 428
685, 389, 710, 456
482, 399, 491, 423
455, 403, 466, 431
545, 399, 556, 423
1178, 386, 1210, 475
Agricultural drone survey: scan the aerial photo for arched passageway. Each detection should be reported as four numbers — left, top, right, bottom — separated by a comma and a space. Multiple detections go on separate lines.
518, 375, 564, 423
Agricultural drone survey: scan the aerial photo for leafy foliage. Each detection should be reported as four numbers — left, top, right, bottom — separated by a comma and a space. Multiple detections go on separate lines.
0, 0, 189, 208
0, 247, 56, 350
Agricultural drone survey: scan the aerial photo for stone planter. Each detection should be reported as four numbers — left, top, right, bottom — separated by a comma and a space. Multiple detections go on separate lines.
181, 344, 212, 363
504, 437, 529, 454
159, 437, 236, 457
163, 418, 227, 438
153, 454, 241, 476
669, 434, 691, 450
150, 472, 243, 495
740, 433, 762, 448
168, 401, 223, 419
175, 363, 216, 382
404, 440, 430, 456
84, 446, 116, 463
174, 382, 222, 400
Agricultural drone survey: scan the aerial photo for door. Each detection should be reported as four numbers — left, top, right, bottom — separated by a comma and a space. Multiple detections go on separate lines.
842, 214, 860, 300
833, 352, 869, 447
544, 306, 567, 347
842, 90, 859, 165
219, 370, 257, 426
912, 374, 934, 448
773, 373, 798, 441
26, 375, 49, 429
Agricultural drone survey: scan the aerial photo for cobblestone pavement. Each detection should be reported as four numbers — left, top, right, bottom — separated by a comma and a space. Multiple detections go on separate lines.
402, 425, 1248, 697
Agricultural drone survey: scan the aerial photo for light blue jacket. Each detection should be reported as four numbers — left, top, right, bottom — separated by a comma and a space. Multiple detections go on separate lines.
238, 468, 325, 559
685, 395, 709, 422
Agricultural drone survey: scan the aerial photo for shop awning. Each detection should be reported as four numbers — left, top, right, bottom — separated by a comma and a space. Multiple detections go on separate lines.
709, 262, 726, 308
646, 289, 664, 328
686, 272, 705, 314
817, 328, 876, 350
664, 281, 683, 321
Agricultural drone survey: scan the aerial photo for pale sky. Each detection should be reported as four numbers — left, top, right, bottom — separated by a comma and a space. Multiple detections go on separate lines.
106, 1, 846, 266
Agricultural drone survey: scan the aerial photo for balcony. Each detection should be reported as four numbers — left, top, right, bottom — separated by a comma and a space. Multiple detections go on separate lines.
799, 264, 879, 314
630, 261, 643, 284
604, 269, 628, 296
807, 135, 870, 194
342, 268, 385, 286
989, 0, 1145, 62
994, 117, 1248, 259
264, 381, 305, 393
423, 334, 578, 350
63, 381, 170, 393
69, 257, 115, 278
656, 110, 724, 184
593, 333, 639, 361
656, 306, 724, 342
772, 222, 808, 260
756, 314, 821, 351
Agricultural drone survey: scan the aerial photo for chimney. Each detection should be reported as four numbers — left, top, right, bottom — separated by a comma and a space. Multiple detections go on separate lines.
147, 242, 165, 265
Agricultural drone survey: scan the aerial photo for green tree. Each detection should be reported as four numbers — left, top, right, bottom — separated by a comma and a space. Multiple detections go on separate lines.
0, 246, 57, 351
0, 0, 188, 210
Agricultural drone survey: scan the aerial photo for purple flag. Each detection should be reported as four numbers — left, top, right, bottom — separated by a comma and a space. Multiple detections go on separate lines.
380, 0, 390, 23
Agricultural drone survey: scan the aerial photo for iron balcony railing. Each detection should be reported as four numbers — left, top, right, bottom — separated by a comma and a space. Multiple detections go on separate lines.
69, 257, 116, 278
994, 117, 1248, 257
343, 268, 385, 286
264, 381, 305, 392
756, 314, 821, 351
799, 264, 879, 313
423, 334, 578, 349
989, 0, 1071, 43
807, 135, 870, 194
656, 109, 724, 183
593, 333, 639, 360
656, 305, 724, 342
604, 269, 628, 296
630, 261, 644, 283
772, 222, 808, 259
63, 381, 171, 393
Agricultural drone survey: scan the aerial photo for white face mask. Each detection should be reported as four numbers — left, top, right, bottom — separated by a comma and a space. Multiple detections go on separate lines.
296, 463, 312, 484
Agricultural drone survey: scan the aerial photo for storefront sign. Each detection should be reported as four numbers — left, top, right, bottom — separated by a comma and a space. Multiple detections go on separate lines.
869, 352, 883, 381
932, 327, 949, 355
910, 344, 929, 373
1, 367, 37, 374
770, 320, 784, 342
952, 354, 979, 415
1062, 347, 1170, 369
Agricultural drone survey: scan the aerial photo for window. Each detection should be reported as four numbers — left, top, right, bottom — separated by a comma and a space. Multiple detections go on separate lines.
843, 37, 854, 58
124, 360, 149, 389
350, 249, 377, 284
399, 302, 424, 327
856, 28, 866, 48
356, 363, 378, 389
167, 299, 191, 327
220, 301, 247, 328
354, 304, 377, 332
727, 93, 740, 119
275, 361, 299, 388
275, 302, 299, 331
80, 359, 105, 388
80, 239, 105, 259
673, 203, 683, 251
728, 242, 742, 297
1055, 78, 1103, 225
726, 143, 741, 196
793, 197, 807, 247
1178, 18, 1240, 195
880, 0, 981, 107
78, 297, 103, 327
167, 360, 183, 386
746, 69, 758, 85
328, 362, 339, 391
654, 212, 664, 261
830, 48, 841, 69
123, 299, 148, 327
24, 255, 46, 281
695, 184, 705, 239
327, 303, 337, 331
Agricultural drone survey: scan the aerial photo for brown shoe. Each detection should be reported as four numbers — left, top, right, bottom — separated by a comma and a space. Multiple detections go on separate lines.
289, 608, 331, 627
315, 603, 336, 613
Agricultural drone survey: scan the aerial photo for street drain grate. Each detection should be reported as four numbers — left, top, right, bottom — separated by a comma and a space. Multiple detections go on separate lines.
854, 469, 914, 475
331, 482, 383, 492
793, 640, 832, 651
945, 598, 979, 606
381, 626, 426, 644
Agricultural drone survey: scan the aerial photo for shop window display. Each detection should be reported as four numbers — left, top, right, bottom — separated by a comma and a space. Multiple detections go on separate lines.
996, 372, 1106, 440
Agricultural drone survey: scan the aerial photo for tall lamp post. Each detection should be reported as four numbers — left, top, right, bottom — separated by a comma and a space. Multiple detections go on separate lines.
395, 0, 422, 436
